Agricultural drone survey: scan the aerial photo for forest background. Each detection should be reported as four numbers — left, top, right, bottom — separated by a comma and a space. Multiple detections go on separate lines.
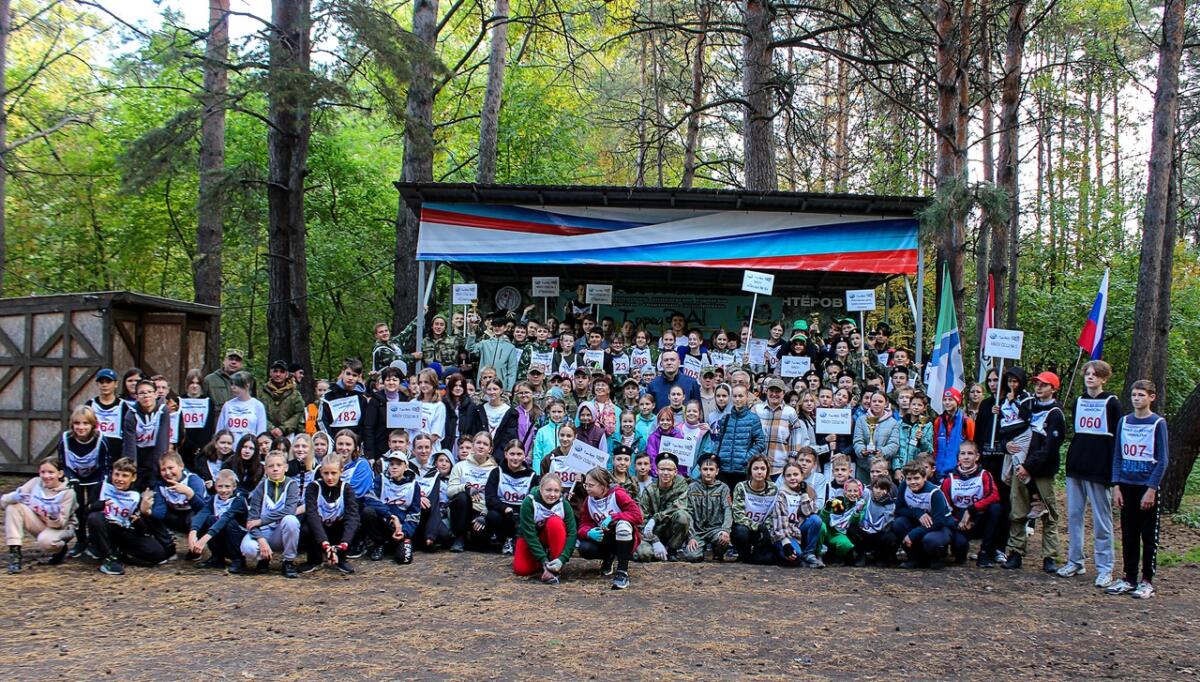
0, 0, 1197, 506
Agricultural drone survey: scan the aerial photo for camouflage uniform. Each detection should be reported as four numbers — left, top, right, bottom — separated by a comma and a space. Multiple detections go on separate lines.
635, 475, 692, 561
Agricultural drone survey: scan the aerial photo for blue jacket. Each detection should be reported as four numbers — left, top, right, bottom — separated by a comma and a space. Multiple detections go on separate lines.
150, 471, 209, 518
703, 405, 766, 476
362, 469, 422, 538
190, 490, 248, 537
1111, 413, 1169, 489
894, 480, 954, 541
343, 457, 375, 500
646, 372, 701, 412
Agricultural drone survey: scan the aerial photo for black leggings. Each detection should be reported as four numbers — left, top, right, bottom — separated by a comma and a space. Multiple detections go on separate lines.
449, 492, 487, 544
1119, 484, 1160, 584
485, 508, 519, 540
730, 524, 776, 564
577, 529, 633, 574
86, 512, 172, 564
72, 482, 101, 548
847, 525, 900, 565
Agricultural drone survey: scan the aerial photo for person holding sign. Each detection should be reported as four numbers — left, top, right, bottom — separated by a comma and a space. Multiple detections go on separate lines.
370, 367, 410, 456
1058, 361, 1122, 586
634, 453, 692, 562
1105, 380, 1169, 600
485, 440, 539, 556
318, 359, 377, 460
577, 467, 642, 590
513, 473, 576, 584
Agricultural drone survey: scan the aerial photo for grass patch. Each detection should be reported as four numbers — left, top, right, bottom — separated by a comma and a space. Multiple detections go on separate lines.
1159, 545, 1200, 568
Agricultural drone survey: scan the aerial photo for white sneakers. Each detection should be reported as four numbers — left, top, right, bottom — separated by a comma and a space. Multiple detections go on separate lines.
1056, 562, 1086, 578
1105, 579, 1134, 595
1105, 578, 1156, 598
1131, 581, 1156, 599
1093, 572, 1113, 588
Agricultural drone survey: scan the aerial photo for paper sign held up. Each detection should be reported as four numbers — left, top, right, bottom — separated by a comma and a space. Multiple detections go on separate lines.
585, 284, 613, 305
658, 436, 697, 469
452, 283, 478, 305
816, 407, 853, 435
780, 355, 812, 378
532, 277, 559, 298
845, 289, 877, 312
564, 440, 610, 474
984, 328, 1024, 360
741, 270, 775, 295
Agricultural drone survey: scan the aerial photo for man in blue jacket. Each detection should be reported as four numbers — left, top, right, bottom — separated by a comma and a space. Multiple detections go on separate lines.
647, 350, 701, 411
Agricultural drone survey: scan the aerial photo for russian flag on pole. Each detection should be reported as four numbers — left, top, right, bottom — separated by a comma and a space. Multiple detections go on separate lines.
928, 265, 966, 415
1077, 268, 1110, 360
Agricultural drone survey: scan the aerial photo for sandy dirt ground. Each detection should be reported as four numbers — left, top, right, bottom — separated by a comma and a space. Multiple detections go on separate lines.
1, 483, 1197, 681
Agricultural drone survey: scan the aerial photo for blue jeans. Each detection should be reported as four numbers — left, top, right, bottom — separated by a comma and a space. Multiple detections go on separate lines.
775, 515, 823, 561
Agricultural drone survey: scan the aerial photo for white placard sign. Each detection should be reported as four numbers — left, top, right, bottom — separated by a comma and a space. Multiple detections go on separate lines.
532, 277, 559, 298
746, 338, 768, 365
741, 270, 775, 295
584, 350, 605, 367
780, 355, 812, 378
658, 436, 697, 469
386, 401, 424, 429
846, 289, 877, 312
452, 283, 478, 305
585, 284, 613, 305
984, 328, 1024, 360
816, 407, 853, 435
564, 440, 610, 474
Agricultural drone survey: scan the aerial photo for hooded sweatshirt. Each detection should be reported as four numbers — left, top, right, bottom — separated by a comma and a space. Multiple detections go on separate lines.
448, 455, 499, 513
857, 484, 896, 534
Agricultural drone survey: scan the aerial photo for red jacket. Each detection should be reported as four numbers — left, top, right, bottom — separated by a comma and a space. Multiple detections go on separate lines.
576, 485, 644, 545
940, 467, 1000, 516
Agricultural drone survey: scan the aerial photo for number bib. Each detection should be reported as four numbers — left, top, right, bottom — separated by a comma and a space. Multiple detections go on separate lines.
611, 354, 630, 376
62, 433, 101, 479
212, 496, 234, 520
631, 348, 652, 370
327, 396, 361, 428
709, 351, 734, 368
134, 407, 165, 447
462, 465, 491, 494
100, 481, 139, 528
1074, 398, 1110, 436
586, 491, 620, 523
180, 398, 210, 429
1000, 401, 1022, 428
20, 481, 68, 520
780, 490, 804, 523
532, 497, 565, 524
317, 483, 347, 524
549, 458, 585, 492
1119, 419, 1159, 463
743, 492, 774, 524
91, 401, 123, 438
224, 401, 256, 441
949, 474, 984, 509
380, 477, 417, 507
682, 355, 702, 379
903, 487, 933, 512
158, 473, 193, 510
259, 482, 290, 530
498, 472, 533, 506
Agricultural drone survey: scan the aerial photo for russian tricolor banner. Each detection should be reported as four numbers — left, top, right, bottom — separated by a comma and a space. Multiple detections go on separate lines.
1077, 269, 1110, 360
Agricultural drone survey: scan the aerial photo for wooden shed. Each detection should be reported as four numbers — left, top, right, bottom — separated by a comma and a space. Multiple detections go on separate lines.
0, 291, 220, 472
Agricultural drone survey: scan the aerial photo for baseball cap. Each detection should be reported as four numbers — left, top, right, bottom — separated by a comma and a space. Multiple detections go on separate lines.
225, 348, 245, 359
270, 360, 288, 371
622, 377, 640, 388
96, 368, 117, 382
528, 363, 546, 375
701, 365, 716, 377
765, 377, 786, 391
1033, 371, 1060, 391
790, 333, 807, 343
791, 320, 809, 332
383, 451, 409, 462
574, 367, 588, 376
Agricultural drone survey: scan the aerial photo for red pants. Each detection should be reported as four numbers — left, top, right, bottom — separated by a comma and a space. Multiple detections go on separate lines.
512, 515, 567, 576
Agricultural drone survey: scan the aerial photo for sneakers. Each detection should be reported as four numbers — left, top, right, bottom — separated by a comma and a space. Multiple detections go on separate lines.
899, 559, 920, 569
502, 538, 515, 556
100, 555, 125, 575
803, 553, 825, 568
282, 560, 298, 579
540, 569, 560, 585
1056, 562, 1086, 578
7, 546, 21, 574
1026, 500, 1048, 520
227, 559, 248, 575
299, 560, 323, 574
398, 541, 414, 565
1002, 553, 1023, 570
599, 557, 615, 577
993, 550, 1007, 564
1042, 557, 1059, 574
368, 545, 384, 562
1131, 581, 1156, 599
1105, 579, 1135, 595
39, 545, 69, 566
348, 542, 366, 559
449, 538, 465, 553
1093, 572, 1114, 588
335, 553, 355, 574
976, 554, 998, 569
723, 547, 739, 562
67, 543, 87, 560
611, 570, 630, 590
157, 554, 177, 566
195, 556, 226, 570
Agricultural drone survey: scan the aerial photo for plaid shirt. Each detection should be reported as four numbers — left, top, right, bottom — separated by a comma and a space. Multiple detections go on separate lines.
753, 401, 802, 472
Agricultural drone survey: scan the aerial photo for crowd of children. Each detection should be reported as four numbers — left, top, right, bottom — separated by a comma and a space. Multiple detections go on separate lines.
0, 309, 1169, 600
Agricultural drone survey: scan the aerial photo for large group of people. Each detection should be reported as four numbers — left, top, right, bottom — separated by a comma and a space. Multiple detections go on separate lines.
1, 302, 1168, 600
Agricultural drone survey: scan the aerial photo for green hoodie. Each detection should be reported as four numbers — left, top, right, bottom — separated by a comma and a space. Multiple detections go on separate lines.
518, 486, 577, 563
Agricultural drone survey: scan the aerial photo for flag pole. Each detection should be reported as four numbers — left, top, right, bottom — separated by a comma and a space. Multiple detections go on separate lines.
1063, 348, 1085, 406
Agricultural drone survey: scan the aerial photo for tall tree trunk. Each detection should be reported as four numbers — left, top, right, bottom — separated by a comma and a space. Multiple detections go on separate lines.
681, 2, 709, 189
832, 37, 849, 191
197, 0, 229, 370
742, 0, 777, 190
394, 0, 440, 333
1123, 0, 1185, 401
266, 0, 314, 392
476, 0, 509, 183
974, 0, 994, 342
1162, 380, 1200, 512
0, 0, 9, 297
998, 0, 1025, 330
933, 0, 969, 324
635, 30, 649, 187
